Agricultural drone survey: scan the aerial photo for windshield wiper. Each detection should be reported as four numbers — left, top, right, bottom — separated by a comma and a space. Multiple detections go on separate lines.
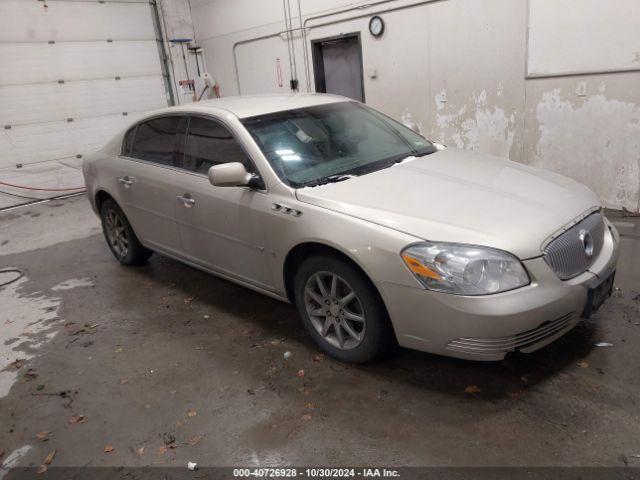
302, 174, 356, 188
394, 155, 418, 164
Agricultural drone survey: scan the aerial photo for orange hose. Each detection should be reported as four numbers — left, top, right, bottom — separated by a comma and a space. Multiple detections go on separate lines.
0, 180, 85, 192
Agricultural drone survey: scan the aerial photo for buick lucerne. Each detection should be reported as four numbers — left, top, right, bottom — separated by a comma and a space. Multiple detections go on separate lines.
83, 94, 619, 363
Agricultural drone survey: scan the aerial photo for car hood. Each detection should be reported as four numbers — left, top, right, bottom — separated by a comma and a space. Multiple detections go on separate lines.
295, 148, 601, 259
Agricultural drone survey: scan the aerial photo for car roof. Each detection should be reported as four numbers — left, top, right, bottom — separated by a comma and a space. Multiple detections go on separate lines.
160, 93, 350, 119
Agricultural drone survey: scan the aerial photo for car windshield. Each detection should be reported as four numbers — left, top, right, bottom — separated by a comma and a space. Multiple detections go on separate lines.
241, 101, 437, 188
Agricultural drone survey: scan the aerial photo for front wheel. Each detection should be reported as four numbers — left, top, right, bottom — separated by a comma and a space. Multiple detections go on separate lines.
293, 254, 395, 363
100, 199, 152, 266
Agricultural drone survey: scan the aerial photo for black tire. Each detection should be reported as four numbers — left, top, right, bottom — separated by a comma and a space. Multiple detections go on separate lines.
100, 199, 153, 266
293, 254, 396, 363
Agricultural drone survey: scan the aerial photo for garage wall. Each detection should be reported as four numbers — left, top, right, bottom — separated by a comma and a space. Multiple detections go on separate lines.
190, 0, 640, 212
527, 0, 640, 78
0, 1, 170, 163
0, 0, 196, 209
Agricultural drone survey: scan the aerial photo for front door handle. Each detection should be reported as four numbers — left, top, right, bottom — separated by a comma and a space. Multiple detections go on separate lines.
177, 193, 195, 207
118, 176, 134, 188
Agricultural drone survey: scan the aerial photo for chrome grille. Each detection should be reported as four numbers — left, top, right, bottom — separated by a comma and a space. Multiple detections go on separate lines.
543, 212, 605, 280
446, 313, 573, 356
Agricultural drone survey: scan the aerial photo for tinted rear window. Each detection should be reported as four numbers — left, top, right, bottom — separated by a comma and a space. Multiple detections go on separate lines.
131, 116, 181, 166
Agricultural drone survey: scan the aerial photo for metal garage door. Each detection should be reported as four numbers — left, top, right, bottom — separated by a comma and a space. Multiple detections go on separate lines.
0, 0, 170, 208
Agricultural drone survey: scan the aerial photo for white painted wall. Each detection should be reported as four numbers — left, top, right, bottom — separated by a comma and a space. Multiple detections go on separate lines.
190, 0, 640, 211
528, 0, 640, 77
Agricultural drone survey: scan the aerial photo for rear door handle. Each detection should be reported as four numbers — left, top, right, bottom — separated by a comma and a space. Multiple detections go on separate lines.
177, 193, 195, 207
118, 176, 134, 188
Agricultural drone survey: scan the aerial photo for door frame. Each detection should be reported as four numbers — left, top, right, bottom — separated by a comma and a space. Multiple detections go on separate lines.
311, 32, 365, 102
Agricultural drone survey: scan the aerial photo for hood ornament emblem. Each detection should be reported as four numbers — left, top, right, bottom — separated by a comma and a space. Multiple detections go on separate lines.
579, 229, 594, 258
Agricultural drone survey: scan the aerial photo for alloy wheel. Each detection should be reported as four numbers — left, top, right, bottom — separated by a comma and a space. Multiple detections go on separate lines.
304, 271, 366, 350
104, 209, 129, 258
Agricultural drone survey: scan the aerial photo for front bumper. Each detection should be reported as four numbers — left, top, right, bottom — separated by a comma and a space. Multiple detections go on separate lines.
379, 221, 619, 361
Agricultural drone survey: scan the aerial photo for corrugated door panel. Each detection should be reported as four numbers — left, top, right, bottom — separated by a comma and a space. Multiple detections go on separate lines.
0, 1, 155, 42
0, 42, 162, 85
0, 112, 146, 169
0, 1, 168, 206
0, 76, 167, 126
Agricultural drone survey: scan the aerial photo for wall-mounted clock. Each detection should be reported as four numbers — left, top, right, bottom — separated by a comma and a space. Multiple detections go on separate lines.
369, 16, 385, 38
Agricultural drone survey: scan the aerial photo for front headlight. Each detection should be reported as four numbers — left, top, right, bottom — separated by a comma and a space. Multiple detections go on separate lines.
401, 242, 530, 295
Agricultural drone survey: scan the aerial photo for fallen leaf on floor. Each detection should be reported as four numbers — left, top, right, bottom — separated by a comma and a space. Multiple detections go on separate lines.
594, 342, 613, 347
44, 450, 56, 465
69, 324, 98, 337
187, 435, 203, 446
187, 409, 197, 418
104, 445, 114, 453
23, 369, 38, 382
297, 369, 305, 378
184, 297, 195, 304
312, 355, 323, 362
136, 447, 145, 456
157, 445, 168, 455
301, 413, 312, 421
464, 385, 481, 394
36, 384, 45, 391
37, 465, 47, 474
578, 361, 589, 368
69, 414, 85, 424
6, 359, 24, 370
36, 431, 51, 441
162, 433, 176, 445
305, 402, 315, 410
119, 379, 128, 385
114, 347, 123, 353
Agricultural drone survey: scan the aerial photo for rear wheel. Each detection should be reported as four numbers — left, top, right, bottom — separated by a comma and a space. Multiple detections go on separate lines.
293, 254, 395, 363
100, 199, 152, 265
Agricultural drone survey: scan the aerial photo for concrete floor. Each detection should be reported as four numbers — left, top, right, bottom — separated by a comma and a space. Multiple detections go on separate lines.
1, 195, 639, 470
0, 158, 85, 209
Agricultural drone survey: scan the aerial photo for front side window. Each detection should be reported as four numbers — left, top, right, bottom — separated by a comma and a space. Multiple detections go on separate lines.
183, 117, 252, 174
241, 101, 437, 187
131, 116, 181, 166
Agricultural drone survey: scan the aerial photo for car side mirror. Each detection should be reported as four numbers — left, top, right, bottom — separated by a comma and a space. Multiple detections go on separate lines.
208, 162, 255, 188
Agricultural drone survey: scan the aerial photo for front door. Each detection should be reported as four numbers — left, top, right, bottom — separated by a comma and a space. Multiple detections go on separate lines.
171, 116, 274, 291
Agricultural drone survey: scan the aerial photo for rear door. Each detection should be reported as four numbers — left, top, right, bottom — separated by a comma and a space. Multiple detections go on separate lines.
171, 115, 275, 291
115, 115, 183, 256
